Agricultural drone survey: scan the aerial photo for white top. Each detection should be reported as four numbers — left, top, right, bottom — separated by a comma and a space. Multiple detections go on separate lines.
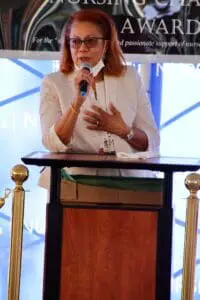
39, 66, 160, 188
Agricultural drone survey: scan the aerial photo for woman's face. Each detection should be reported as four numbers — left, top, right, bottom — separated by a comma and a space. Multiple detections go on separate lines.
69, 21, 107, 67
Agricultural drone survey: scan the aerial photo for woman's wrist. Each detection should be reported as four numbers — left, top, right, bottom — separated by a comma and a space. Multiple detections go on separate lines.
70, 103, 80, 115
118, 125, 131, 140
72, 95, 84, 112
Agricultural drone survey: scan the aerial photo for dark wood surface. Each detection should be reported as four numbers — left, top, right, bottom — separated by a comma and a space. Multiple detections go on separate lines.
60, 208, 158, 300
43, 168, 62, 300
22, 151, 200, 172
21, 151, 199, 300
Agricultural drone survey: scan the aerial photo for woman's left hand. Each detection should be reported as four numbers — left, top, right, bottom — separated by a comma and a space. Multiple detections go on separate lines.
83, 102, 130, 138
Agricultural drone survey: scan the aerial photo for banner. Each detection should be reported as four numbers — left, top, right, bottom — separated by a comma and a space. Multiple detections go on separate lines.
0, 0, 200, 55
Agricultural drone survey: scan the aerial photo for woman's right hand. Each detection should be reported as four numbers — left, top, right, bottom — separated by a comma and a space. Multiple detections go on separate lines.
73, 68, 94, 108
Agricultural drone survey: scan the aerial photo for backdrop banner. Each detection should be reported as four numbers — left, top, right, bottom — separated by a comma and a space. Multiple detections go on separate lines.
0, 0, 200, 55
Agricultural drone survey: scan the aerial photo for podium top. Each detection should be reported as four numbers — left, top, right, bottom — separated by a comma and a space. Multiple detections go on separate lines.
21, 151, 200, 173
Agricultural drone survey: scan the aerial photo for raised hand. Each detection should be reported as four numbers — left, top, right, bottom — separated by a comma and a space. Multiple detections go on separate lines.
74, 68, 94, 98
83, 102, 130, 138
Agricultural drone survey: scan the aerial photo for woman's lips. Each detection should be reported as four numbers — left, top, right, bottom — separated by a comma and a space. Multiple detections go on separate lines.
79, 57, 91, 62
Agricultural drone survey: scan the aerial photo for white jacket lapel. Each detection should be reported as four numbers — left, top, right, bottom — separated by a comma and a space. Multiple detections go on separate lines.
104, 74, 118, 109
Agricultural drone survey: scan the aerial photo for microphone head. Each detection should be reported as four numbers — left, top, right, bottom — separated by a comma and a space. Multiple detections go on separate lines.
80, 62, 92, 72
79, 63, 92, 97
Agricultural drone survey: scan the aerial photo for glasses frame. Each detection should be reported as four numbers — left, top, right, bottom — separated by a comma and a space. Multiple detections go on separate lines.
67, 37, 106, 49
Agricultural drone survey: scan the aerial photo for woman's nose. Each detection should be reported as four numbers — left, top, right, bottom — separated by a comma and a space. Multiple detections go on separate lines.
79, 42, 89, 51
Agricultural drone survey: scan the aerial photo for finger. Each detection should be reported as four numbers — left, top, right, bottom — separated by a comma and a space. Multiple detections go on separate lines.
80, 75, 93, 85
91, 104, 106, 115
76, 72, 94, 85
81, 69, 91, 75
86, 125, 101, 131
109, 102, 119, 115
84, 110, 100, 119
83, 116, 98, 125
81, 69, 94, 79
83, 73, 94, 83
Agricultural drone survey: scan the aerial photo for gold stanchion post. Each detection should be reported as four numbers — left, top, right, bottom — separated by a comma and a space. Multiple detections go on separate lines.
181, 172, 200, 300
8, 164, 29, 300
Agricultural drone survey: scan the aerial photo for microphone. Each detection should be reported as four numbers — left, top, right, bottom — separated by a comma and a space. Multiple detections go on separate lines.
79, 63, 92, 97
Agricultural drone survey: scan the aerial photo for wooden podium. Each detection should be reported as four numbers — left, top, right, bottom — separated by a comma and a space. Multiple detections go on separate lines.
22, 152, 200, 300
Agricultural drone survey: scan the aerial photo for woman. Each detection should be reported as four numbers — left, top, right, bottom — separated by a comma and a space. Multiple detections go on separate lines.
39, 8, 159, 186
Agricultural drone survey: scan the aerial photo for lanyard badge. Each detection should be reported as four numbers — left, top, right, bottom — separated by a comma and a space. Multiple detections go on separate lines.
99, 134, 116, 155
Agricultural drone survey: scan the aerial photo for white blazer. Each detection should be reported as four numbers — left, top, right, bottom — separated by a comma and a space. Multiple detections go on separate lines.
39, 66, 160, 188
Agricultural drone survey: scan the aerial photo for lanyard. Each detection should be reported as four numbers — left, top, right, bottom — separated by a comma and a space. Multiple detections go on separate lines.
93, 74, 116, 155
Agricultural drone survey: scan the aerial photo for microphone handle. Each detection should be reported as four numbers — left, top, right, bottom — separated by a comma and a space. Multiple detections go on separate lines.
80, 80, 88, 97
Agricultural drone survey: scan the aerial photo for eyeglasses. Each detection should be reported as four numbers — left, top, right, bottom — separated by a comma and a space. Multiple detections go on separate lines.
68, 37, 106, 49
